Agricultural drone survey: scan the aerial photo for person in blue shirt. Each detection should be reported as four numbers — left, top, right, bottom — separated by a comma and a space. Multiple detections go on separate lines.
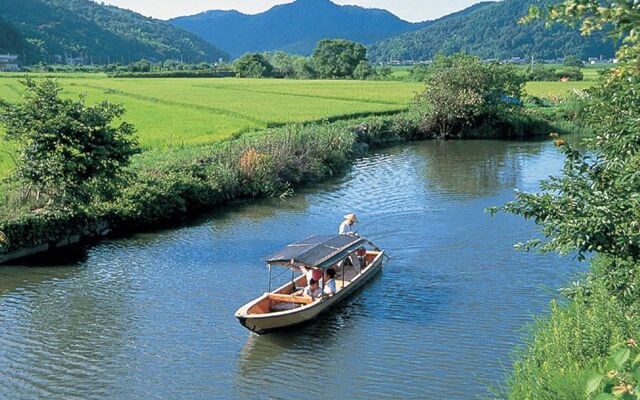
323, 268, 337, 297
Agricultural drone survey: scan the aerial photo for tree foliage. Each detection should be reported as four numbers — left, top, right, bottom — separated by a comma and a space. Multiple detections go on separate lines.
523, 0, 639, 72
311, 39, 368, 79
497, 0, 640, 264
352, 60, 374, 80
0, 79, 139, 207
564, 54, 585, 68
415, 53, 525, 138
0, 0, 228, 64
524, 64, 584, 81
233, 53, 274, 78
368, 0, 616, 63
499, 4, 640, 397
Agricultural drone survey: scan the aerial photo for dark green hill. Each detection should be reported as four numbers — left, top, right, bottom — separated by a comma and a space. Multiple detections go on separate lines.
368, 0, 617, 62
169, 0, 494, 58
0, 0, 228, 65
0, 17, 31, 57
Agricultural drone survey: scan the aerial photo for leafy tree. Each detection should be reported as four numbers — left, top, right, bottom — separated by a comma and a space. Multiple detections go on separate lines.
410, 64, 430, 82
292, 57, 317, 79
233, 53, 274, 78
415, 53, 524, 138
130, 59, 151, 73
194, 62, 212, 70
0, 79, 139, 207
525, 64, 584, 81
264, 51, 297, 78
352, 60, 374, 80
376, 65, 392, 79
163, 59, 181, 71
563, 55, 584, 68
492, 3, 640, 398
522, 0, 638, 72
311, 39, 367, 79
497, 1, 640, 297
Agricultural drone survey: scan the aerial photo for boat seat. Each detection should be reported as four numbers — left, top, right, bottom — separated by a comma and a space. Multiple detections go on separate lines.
268, 293, 314, 305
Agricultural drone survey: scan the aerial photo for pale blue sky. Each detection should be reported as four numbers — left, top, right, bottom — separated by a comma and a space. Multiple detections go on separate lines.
99, 0, 490, 22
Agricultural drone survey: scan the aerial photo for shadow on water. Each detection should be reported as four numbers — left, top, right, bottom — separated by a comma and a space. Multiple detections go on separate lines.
0, 247, 89, 296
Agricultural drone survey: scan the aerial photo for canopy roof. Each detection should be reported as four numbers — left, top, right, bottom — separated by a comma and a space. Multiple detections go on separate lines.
266, 235, 365, 269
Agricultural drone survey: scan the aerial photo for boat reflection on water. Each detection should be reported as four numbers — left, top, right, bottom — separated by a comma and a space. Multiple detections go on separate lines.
234, 274, 381, 397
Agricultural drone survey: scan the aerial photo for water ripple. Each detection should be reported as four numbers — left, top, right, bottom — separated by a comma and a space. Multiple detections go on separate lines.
0, 140, 584, 399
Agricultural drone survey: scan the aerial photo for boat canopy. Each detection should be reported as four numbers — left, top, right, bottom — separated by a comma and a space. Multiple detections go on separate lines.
266, 235, 366, 269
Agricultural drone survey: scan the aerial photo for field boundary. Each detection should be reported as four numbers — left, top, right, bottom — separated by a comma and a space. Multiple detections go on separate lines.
191, 84, 411, 106
75, 83, 271, 126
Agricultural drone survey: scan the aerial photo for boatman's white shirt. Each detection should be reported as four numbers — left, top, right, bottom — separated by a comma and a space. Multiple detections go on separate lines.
339, 220, 355, 235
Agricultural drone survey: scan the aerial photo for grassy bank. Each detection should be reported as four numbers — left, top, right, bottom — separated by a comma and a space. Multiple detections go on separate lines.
0, 105, 568, 259
505, 255, 640, 399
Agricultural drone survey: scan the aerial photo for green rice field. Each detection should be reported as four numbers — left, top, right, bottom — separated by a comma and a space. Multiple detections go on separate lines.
0, 73, 596, 177
0, 75, 423, 176
524, 81, 594, 98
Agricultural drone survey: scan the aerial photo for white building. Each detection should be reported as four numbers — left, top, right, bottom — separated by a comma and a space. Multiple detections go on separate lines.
0, 54, 19, 72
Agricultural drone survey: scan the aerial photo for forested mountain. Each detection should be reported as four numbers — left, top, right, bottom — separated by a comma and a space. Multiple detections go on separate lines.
170, 0, 494, 58
0, 17, 33, 59
0, 0, 228, 65
368, 0, 617, 62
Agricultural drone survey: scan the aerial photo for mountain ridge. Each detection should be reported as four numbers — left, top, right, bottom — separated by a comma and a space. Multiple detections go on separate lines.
368, 0, 617, 61
0, 0, 228, 64
169, 0, 490, 58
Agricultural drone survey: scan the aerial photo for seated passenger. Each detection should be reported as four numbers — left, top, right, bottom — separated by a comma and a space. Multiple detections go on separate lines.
303, 278, 322, 299
299, 266, 323, 286
324, 268, 337, 297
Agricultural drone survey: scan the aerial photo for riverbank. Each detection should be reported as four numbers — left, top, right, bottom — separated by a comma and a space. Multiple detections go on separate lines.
0, 107, 571, 263
0, 139, 583, 399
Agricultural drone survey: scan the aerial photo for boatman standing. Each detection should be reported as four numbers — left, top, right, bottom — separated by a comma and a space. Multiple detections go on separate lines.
339, 213, 361, 270
339, 213, 358, 236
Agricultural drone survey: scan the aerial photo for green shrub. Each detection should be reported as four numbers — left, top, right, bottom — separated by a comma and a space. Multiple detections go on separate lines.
0, 78, 139, 208
234, 53, 274, 78
415, 53, 525, 139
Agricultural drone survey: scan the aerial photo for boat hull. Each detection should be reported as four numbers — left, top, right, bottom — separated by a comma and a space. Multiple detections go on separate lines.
235, 251, 384, 334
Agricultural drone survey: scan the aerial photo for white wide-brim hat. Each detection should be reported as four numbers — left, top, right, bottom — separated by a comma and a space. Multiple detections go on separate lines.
343, 213, 358, 223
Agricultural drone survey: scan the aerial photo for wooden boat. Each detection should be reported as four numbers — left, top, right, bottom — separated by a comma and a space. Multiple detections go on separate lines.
235, 234, 385, 334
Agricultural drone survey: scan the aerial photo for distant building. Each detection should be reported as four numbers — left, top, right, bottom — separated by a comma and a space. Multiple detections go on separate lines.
0, 54, 20, 72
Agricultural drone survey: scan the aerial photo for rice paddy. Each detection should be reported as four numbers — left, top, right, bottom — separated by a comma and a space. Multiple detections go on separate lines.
0, 73, 595, 178
524, 81, 594, 98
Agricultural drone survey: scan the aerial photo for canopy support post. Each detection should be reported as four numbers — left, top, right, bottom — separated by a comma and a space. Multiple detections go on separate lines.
268, 264, 272, 293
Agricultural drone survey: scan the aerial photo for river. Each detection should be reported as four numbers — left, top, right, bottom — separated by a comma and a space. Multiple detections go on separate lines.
0, 140, 584, 399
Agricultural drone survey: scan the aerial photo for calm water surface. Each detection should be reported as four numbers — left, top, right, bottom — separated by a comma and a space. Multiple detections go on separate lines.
0, 140, 583, 399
